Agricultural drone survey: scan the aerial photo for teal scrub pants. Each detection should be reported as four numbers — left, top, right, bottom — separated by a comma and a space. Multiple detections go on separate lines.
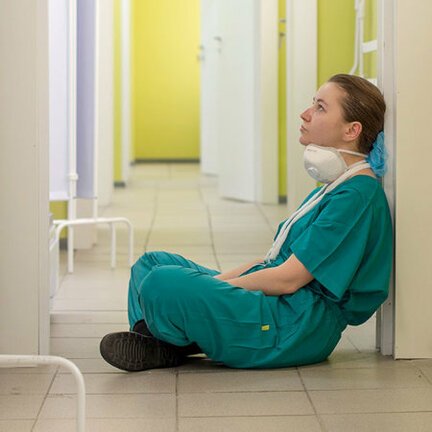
128, 251, 347, 368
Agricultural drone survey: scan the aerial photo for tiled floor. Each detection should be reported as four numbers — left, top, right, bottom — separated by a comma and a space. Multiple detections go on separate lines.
1, 163, 432, 431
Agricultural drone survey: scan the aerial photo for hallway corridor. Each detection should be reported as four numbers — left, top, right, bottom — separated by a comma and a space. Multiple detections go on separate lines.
1, 164, 432, 431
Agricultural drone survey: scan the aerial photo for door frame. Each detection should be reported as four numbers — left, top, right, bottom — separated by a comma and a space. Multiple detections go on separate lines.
285, 0, 317, 214
376, 0, 395, 356
121, 0, 131, 182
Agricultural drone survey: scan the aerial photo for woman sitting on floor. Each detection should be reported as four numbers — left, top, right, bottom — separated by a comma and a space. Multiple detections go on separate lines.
100, 74, 392, 371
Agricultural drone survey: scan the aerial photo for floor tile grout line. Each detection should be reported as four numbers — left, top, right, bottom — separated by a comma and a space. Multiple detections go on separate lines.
143, 179, 159, 254
28, 408, 432, 418
175, 370, 180, 432
30, 366, 60, 432
256, 202, 281, 234
297, 366, 329, 432
21, 410, 432, 423
199, 184, 221, 272
417, 368, 432, 386
346, 335, 364, 354
46, 389, 312, 396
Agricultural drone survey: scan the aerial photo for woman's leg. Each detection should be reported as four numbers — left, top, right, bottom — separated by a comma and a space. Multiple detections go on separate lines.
128, 251, 219, 330
139, 265, 279, 369
103, 261, 345, 370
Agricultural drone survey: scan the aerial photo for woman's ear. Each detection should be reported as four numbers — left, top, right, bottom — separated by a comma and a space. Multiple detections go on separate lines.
344, 121, 362, 142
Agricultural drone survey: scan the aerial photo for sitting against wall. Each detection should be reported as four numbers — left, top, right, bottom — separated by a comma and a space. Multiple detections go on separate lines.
99, 74, 393, 371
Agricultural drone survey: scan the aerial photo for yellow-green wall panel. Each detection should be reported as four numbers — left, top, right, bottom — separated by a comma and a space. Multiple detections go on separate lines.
132, 0, 200, 160
318, 0, 356, 86
364, 0, 377, 79
50, 202, 67, 239
318, 0, 377, 86
49, 202, 67, 219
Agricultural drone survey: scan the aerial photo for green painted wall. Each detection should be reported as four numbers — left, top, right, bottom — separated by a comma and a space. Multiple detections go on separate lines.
318, 0, 377, 86
364, 0, 378, 78
50, 201, 67, 219
49, 202, 67, 239
131, 0, 200, 160
318, 0, 356, 85
110, 1, 376, 193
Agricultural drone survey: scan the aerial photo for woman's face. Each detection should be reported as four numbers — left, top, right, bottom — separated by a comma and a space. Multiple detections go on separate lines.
299, 82, 352, 148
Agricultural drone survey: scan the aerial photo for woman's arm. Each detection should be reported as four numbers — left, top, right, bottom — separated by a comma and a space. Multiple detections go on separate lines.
226, 254, 313, 296
214, 258, 264, 281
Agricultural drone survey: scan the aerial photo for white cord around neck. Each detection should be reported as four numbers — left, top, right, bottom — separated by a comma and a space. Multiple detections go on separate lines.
265, 161, 370, 262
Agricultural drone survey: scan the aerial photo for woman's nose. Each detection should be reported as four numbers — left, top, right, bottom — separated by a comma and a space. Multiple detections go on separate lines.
300, 107, 312, 122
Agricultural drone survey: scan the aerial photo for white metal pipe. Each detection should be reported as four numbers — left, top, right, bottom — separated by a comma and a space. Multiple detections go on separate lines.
0, 355, 86, 432
68, 0, 78, 274
54, 238, 60, 298
349, 18, 360, 74
110, 223, 116, 268
128, 220, 134, 266
349, 0, 366, 76
121, 0, 131, 183
51, 217, 134, 267
358, 4, 365, 77
93, 0, 100, 221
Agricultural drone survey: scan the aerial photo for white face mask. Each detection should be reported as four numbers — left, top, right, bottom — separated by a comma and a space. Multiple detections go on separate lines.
303, 144, 367, 183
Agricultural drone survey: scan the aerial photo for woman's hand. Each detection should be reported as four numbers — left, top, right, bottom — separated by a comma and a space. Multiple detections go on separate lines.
226, 254, 314, 296
214, 258, 264, 281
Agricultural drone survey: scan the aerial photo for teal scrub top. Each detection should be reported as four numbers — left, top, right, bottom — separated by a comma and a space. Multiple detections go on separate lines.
270, 175, 393, 326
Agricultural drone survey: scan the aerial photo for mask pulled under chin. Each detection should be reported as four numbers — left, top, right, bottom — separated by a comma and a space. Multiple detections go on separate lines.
303, 144, 367, 183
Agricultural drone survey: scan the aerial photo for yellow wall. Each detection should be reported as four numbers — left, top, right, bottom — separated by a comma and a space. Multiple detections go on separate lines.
318, 0, 377, 86
318, 0, 356, 85
132, 0, 200, 160
49, 202, 67, 239
112, 1, 376, 191
363, 0, 377, 78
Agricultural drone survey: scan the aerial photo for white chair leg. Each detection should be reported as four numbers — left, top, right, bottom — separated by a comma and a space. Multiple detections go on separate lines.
0, 355, 86, 432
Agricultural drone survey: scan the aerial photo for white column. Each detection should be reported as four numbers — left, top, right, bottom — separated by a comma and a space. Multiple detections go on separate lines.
216, 0, 279, 203
121, 0, 131, 182
376, 0, 396, 356
97, 0, 115, 207
286, 0, 317, 213
255, 0, 279, 204
0, 0, 50, 354
200, 0, 220, 176
393, 0, 432, 359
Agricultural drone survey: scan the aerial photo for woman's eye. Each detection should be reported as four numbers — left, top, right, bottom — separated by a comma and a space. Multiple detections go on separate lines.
317, 104, 324, 111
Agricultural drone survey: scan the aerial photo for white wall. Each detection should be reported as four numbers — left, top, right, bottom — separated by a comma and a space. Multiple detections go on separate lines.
286, 0, 317, 213
121, 0, 131, 183
205, 0, 278, 203
394, 0, 432, 358
97, 0, 115, 207
200, 0, 220, 176
0, 0, 49, 354
255, 0, 279, 204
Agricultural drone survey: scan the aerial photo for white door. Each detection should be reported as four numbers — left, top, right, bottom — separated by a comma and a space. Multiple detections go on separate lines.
200, 0, 220, 175
200, 0, 278, 203
217, 0, 259, 201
